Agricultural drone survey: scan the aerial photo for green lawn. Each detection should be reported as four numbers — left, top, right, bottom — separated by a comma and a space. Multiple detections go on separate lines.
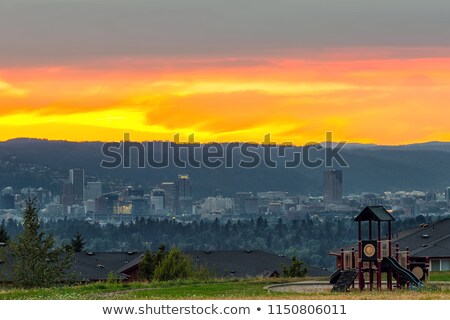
1, 278, 450, 300
429, 271, 450, 282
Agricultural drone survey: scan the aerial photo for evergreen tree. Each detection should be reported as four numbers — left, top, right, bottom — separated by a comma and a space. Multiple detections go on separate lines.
70, 232, 86, 252
137, 245, 167, 281
282, 256, 308, 278
155, 245, 167, 265
137, 250, 156, 281
10, 198, 73, 288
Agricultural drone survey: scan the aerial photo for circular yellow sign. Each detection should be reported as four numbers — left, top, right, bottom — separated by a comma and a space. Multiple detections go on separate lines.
364, 244, 376, 257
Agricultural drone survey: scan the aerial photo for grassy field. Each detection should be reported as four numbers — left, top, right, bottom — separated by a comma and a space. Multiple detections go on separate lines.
429, 271, 450, 282
1, 278, 450, 300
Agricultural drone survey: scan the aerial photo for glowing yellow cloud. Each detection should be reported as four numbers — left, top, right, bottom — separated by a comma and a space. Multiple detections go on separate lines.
0, 79, 28, 97
1, 53, 450, 145
148, 80, 363, 96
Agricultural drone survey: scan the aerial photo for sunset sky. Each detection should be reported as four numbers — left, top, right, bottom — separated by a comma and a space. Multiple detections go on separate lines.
1, 0, 449, 145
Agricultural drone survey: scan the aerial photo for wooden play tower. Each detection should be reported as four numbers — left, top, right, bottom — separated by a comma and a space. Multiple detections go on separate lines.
356, 206, 394, 290
331, 206, 424, 292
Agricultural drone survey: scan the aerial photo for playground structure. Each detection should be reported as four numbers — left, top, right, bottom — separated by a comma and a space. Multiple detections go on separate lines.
330, 206, 427, 292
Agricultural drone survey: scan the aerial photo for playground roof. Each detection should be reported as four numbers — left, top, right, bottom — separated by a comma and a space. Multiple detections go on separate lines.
354, 206, 395, 222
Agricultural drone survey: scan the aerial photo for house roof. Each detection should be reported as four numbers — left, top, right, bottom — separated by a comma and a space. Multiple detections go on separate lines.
69, 261, 128, 282
0, 249, 131, 283
72, 251, 141, 281
354, 206, 395, 222
118, 250, 331, 278
393, 218, 450, 258
2, 249, 330, 283
409, 236, 450, 257
74, 251, 141, 272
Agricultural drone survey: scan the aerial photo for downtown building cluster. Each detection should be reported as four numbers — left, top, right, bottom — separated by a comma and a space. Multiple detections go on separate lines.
1, 169, 450, 224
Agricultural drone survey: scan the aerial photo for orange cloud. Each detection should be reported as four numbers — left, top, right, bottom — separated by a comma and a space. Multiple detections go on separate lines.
0, 79, 28, 97
1, 52, 450, 145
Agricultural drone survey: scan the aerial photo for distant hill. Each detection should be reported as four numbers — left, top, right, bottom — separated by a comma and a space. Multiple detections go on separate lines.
0, 139, 449, 197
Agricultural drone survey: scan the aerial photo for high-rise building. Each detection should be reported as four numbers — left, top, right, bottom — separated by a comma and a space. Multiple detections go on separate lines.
177, 174, 191, 198
401, 197, 419, 216
95, 193, 119, 215
244, 197, 259, 215
176, 175, 192, 215
160, 182, 176, 212
127, 188, 145, 198
84, 181, 103, 201
132, 198, 149, 217
62, 181, 75, 214
425, 192, 436, 202
235, 192, 257, 215
69, 168, 85, 204
323, 170, 343, 204
150, 189, 165, 214
199, 196, 233, 215
36, 187, 50, 205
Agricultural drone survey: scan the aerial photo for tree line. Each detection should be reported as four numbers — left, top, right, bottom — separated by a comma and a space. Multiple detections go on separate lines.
2, 212, 431, 269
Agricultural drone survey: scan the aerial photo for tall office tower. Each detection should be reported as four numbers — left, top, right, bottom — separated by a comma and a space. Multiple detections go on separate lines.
84, 181, 103, 201
234, 192, 254, 215
36, 187, 50, 205
177, 174, 192, 198
160, 182, 176, 212
323, 170, 343, 204
176, 174, 193, 215
150, 188, 165, 214
95, 193, 119, 215
131, 198, 149, 217
61, 181, 75, 214
69, 168, 85, 204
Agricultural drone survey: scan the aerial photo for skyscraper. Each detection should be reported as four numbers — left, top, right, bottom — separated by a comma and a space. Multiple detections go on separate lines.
95, 193, 119, 215
62, 181, 75, 214
160, 182, 176, 212
234, 192, 254, 215
177, 174, 192, 198
84, 181, 102, 201
150, 188, 165, 214
69, 168, 85, 204
176, 174, 193, 215
323, 170, 343, 204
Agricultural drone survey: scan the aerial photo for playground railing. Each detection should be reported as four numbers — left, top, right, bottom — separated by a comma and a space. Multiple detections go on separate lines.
380, 240, 392, 258
341, 250, 358, 270
398, 251, 408, 268
339, 243, 408, 270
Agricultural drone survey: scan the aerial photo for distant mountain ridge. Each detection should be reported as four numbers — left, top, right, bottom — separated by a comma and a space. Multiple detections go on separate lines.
0, 139, 449, 197
4, 138, 450, 151
321, 141, 450, 152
